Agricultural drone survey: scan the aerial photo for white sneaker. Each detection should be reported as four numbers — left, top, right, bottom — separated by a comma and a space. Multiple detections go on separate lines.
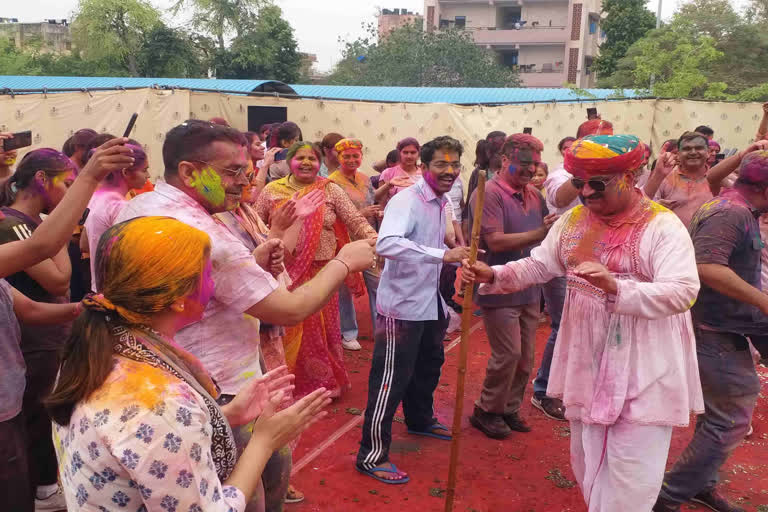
35, 488, 67, 511
342, 339, 362, 351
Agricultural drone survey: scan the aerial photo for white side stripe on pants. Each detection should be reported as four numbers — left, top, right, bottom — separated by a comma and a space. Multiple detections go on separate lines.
363, 316, 396, 469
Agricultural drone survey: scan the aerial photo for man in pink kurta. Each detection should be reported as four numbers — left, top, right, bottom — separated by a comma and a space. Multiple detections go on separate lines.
464, 134, 704, 512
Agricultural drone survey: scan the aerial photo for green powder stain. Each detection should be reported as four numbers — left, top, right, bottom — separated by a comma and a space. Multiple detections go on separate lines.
191, 167, 226, 206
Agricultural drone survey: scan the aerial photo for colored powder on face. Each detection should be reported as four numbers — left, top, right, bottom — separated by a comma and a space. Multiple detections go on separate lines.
190, 167, 226, 206
3, 156, 16, 166
423, 170, 441, 192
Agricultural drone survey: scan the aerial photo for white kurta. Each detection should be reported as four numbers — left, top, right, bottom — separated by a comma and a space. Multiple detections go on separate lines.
479, 195, 705, 511
480, 196, 704, 427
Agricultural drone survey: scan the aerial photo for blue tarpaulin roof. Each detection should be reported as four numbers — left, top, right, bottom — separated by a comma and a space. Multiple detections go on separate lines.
0, 76, 296, 94
0, 75, 640, 104
290, 84, 639, 104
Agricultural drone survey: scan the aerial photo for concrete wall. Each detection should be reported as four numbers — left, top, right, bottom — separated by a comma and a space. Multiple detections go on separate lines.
522, 2, 570, 28
518, 45, 566, 67
438, 4, 496, 28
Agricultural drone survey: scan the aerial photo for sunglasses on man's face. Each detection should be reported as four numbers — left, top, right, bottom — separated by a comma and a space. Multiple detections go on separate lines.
570, 175, 618, 192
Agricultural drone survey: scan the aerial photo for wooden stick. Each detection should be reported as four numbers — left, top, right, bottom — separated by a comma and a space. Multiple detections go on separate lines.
444, 170, 487, 512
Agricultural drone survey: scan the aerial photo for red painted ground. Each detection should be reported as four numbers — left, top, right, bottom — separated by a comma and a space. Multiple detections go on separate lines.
287, 292, 768, 512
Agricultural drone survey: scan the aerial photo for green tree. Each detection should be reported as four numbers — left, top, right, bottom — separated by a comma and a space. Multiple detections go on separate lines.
136, 25, 210, 77
673, 0, 768, 93
171, 0, 271, 50
602, 21, 727, 99
594, 0, 656, 79
328, 23, 520, 87
213, 5, 301, 81
71, 0, 161, 76
0, 39, 36, 75
675, 0, 742, 40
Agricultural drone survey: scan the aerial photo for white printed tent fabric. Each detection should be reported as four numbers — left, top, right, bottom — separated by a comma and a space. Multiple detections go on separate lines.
0, 89, 761, 191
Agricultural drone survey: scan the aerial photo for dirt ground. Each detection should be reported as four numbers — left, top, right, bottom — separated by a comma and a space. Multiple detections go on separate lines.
288, 293, 768, 512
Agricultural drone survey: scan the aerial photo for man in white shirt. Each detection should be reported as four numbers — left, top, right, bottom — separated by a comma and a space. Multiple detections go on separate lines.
116, 120, 375, 510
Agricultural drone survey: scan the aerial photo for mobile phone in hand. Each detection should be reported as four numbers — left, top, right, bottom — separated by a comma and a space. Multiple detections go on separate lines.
1, 131, 32, 151
123, 113, 138, 138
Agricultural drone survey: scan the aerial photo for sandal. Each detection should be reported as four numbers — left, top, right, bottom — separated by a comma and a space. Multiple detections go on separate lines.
531, 395, 566, 421
407, 421, 452, 440
356, 462, 410, 485
285, 485, 305, 504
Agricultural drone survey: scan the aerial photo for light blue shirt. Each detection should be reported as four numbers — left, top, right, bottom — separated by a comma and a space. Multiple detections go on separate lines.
376, 178, 448, 321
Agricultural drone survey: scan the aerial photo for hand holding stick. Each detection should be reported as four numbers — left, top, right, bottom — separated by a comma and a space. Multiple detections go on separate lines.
444, 170, 487, 512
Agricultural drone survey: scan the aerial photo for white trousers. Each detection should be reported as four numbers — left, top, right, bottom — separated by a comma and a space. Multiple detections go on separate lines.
570, 419, 673, 512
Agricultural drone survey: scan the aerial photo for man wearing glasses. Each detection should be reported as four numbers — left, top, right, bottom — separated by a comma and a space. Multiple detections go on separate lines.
116, 120, 376, 509
467, 133, 558, 440
356, 136, 470, 485
462, 134, 704, 511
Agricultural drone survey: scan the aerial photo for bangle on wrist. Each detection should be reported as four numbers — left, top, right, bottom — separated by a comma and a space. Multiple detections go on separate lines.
332, 258, 351, 276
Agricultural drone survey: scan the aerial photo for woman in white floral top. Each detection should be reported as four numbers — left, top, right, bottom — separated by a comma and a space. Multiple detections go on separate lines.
47, 216, 331, 512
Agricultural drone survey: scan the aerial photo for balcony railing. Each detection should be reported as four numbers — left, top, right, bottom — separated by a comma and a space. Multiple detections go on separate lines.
513, 63, 565, 73
467, 26, 569, 45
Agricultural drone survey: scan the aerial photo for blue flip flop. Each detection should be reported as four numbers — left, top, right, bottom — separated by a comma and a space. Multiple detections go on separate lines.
356, 462, 411, 485
407, 422, 452, 440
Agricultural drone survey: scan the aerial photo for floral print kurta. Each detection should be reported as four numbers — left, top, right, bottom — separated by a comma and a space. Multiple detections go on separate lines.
54, 356, 246, 511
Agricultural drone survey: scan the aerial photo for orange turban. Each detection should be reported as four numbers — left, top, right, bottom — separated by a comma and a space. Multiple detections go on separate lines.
577, 119, 614, 139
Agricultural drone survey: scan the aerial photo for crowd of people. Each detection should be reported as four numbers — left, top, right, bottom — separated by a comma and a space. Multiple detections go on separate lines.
0, 105, 766, 512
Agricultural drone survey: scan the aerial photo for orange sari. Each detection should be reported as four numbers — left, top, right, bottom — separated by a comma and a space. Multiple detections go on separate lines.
258, 176, 360, 398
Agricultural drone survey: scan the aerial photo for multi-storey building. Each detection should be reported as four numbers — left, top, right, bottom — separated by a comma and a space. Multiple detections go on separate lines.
0, 18, 72, 54
378, 8, 424, 39
423, 0, 603, 88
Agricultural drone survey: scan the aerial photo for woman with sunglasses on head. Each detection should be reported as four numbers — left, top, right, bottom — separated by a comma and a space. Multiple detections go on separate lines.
47, 216, 330, 512
256, 141, 377, 399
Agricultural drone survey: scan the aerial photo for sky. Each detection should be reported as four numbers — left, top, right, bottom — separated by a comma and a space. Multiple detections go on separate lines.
2, 0, 752, 73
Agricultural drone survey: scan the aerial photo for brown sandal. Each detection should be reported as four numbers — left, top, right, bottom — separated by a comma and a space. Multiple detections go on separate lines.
531, 395, 566, 421
285, 485, 305, 504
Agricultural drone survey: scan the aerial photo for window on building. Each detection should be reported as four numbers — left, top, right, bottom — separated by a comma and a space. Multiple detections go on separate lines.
499, 50, 519, 68
455, 16, 466, 29
498, 6, 522, 29
439, 19, 450, 29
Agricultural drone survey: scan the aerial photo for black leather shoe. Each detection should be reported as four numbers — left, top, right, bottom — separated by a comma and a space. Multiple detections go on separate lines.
469, 406, 511, 439
503, 412, 532, 433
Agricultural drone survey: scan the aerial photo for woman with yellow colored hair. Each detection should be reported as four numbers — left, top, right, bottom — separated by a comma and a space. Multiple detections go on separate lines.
47, 216, 331, 512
